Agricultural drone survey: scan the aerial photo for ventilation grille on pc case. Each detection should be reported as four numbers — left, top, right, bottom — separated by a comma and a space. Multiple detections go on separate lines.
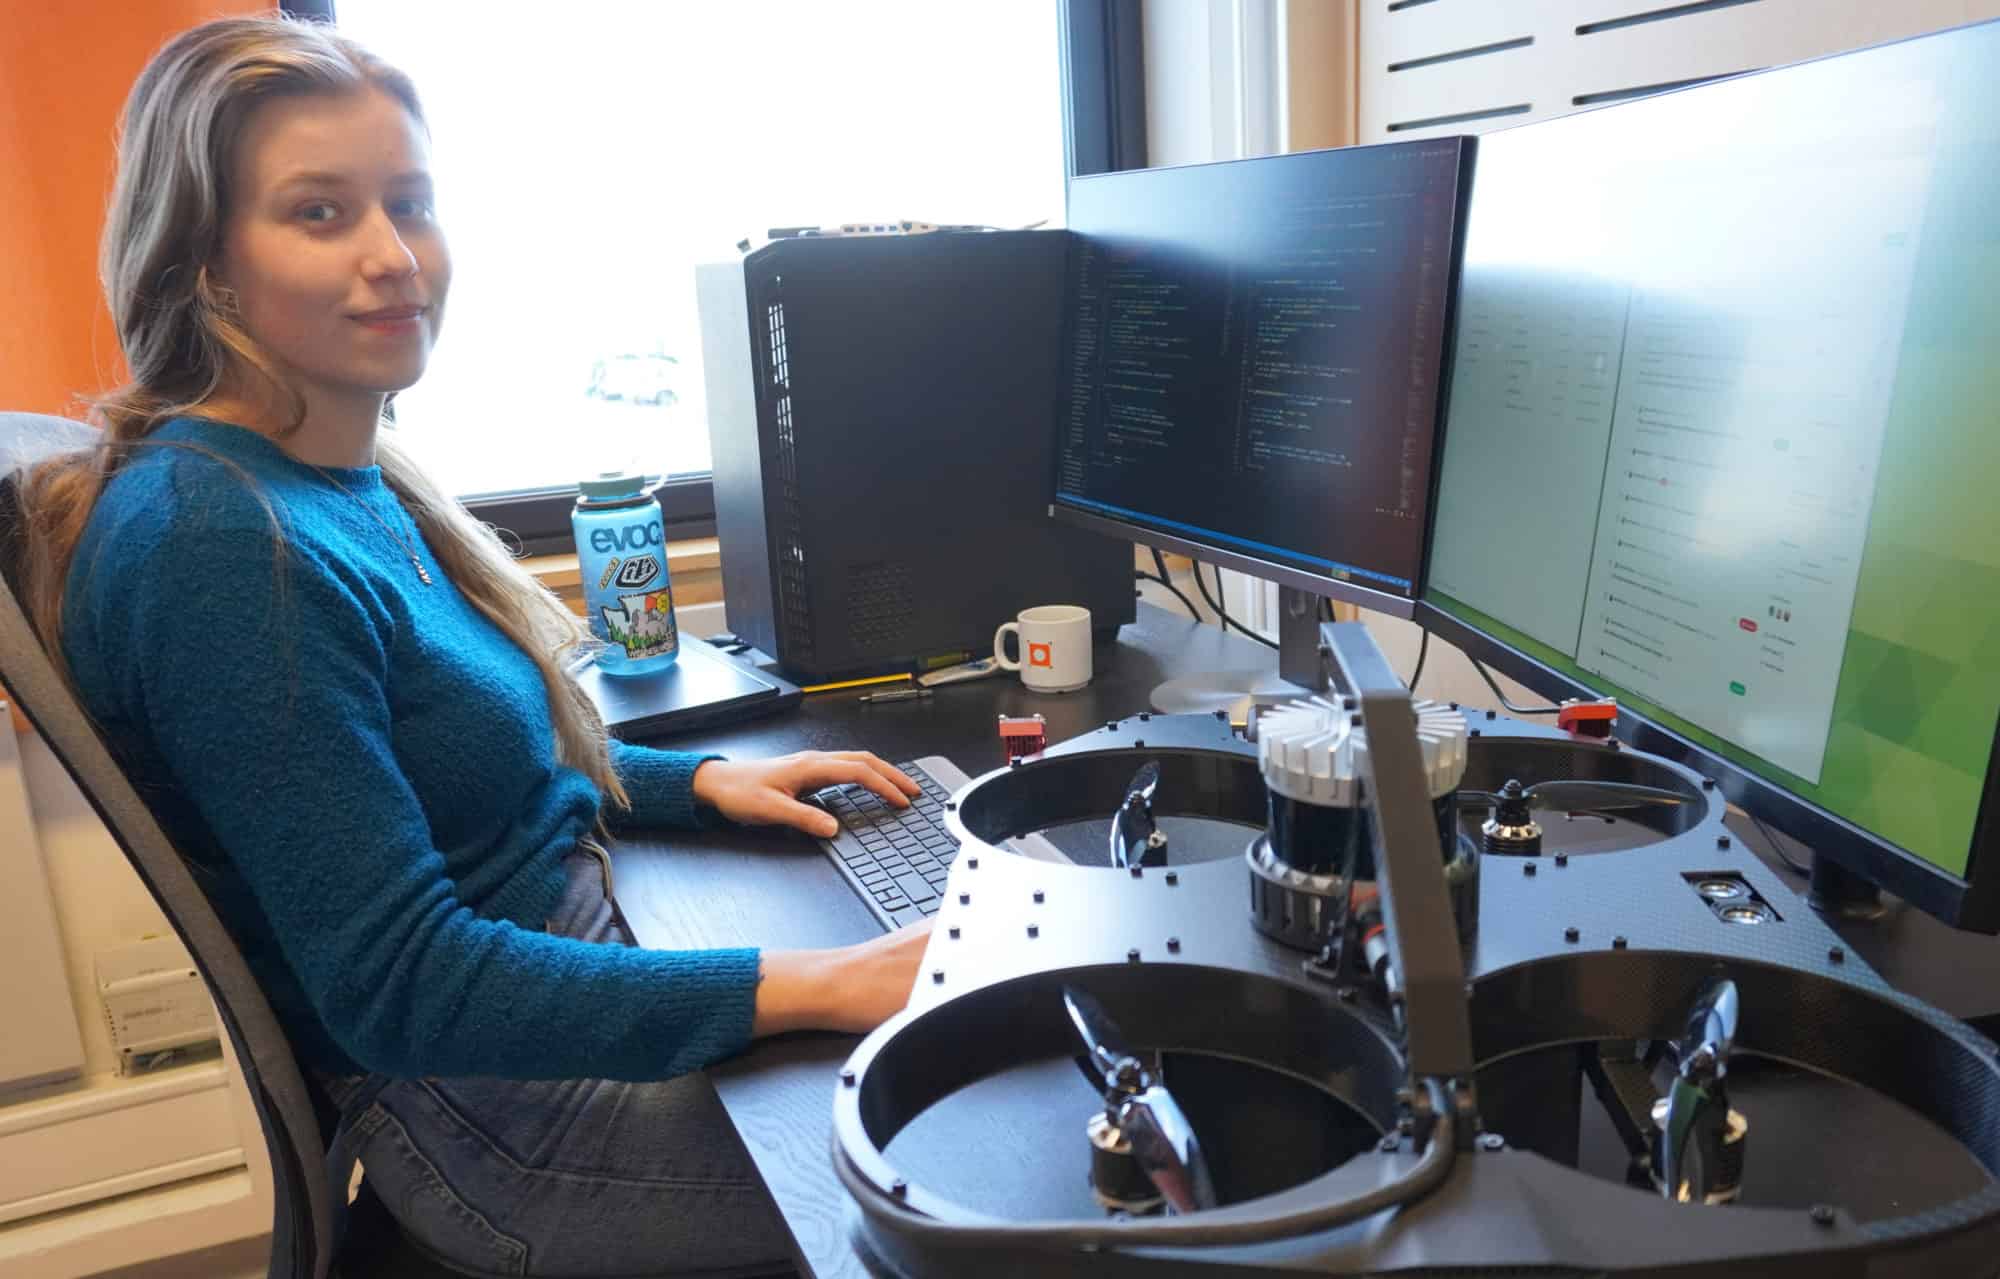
764, 292, 813, 663
844, 561, 915, 653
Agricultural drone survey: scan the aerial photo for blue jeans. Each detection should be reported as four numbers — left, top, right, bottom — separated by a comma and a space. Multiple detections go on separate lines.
320, 845, 792, 1277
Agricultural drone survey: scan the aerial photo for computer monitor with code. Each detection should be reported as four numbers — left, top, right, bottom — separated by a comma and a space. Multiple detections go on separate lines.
1051, 139, 1472, 618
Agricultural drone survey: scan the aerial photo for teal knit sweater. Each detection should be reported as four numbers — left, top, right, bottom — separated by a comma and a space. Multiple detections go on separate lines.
62, 417, 760, 1081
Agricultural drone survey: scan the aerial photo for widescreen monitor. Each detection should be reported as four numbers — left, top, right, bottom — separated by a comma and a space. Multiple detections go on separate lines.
1423, 20, 2000, 930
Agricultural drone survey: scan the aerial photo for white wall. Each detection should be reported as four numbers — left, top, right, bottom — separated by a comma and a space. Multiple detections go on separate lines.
1357, 0, 2000, 142
0, 725, 84, 1096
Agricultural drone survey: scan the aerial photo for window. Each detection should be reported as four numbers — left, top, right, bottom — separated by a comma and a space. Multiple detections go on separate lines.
332, 1, 1075, 545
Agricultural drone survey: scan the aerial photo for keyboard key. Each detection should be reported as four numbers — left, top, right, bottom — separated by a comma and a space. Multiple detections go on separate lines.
893, 872, 938, 905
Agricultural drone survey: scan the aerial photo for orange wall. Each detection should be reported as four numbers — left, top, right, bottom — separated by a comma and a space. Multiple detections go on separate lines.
0, 2, 262, 419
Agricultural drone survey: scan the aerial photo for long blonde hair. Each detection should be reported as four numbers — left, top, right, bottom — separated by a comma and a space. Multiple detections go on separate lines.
18, 14, 629, 811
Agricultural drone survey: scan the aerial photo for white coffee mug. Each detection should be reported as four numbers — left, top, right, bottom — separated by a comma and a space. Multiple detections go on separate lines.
994, 605, 1093, 693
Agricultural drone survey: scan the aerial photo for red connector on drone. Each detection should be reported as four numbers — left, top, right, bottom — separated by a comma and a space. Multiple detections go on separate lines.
1557, 697, 1619, 738
998, 713, 1048, 762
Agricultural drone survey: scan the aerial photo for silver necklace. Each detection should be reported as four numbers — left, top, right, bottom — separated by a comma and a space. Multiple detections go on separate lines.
312, 467, 433, 585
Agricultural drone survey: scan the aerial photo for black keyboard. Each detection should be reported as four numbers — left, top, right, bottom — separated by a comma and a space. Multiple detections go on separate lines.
812, 757, 966, 931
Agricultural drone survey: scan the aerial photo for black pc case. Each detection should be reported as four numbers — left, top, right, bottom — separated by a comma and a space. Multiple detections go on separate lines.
695, 231, 1134, 683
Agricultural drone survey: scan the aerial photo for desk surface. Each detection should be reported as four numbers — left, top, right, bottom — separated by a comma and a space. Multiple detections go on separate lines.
609, 603, 2000, 1278
611, 603, 1259, 1277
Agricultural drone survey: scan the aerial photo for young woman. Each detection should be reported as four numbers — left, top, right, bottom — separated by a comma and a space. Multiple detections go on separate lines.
21, 15, 929, 1274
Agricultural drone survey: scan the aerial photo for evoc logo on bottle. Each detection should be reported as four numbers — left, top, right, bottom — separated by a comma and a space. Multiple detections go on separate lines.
589, 524, 665, 553
614, 555, 662, 589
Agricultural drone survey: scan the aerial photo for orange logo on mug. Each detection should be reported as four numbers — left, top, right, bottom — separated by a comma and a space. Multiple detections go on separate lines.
1029, 642, 1053, 668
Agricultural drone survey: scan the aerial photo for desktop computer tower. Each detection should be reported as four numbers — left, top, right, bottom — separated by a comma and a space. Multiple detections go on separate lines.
695, 230, 1134, 683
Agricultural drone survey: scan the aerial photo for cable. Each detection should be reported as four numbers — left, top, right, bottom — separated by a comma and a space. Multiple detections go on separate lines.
835, 1076, 1456, 1250
1135, 571, 1201, 622
1193, 560, 1229, 628
1747, 809, 1811, 876
1144, 547, 1200, 623
1470, 657, 1563, 716
1408, 628, 1430, 695
1190, 559, 1279, 650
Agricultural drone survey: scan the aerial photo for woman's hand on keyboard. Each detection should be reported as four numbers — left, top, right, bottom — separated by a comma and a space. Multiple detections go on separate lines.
752, 919, 936, 1036
692, 751, 920, 838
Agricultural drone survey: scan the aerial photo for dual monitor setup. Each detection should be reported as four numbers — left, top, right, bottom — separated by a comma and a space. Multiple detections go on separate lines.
700, 18, 1999, 942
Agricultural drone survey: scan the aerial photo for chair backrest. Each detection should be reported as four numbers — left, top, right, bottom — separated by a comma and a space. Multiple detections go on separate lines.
0, 412, 335, 1279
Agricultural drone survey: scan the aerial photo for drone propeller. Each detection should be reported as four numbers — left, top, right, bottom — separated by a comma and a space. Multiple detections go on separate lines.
1458, 778, 1687, 814
1063, 986, 1217, 1214
1656, 978, 1740, 1204
1110, 761, 1170, 869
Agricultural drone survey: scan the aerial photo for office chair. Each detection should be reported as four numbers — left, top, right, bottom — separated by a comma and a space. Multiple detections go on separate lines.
0, 413, 794, 1279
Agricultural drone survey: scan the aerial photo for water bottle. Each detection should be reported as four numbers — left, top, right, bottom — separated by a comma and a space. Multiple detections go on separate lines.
572, 472, 679, 676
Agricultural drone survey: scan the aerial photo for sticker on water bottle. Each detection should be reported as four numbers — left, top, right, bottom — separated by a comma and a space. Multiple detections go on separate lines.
613, 555, 661, 589
599, 587, 678, 660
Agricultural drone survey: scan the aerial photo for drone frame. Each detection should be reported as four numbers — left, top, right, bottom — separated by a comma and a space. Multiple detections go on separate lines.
829, 624, 2000, 1278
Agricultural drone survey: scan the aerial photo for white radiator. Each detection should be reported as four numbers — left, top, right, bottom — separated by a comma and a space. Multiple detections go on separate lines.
0, 709, 86, 1096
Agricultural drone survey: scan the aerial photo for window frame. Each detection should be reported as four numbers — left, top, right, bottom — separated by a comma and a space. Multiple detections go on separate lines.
288, 0, 1143, 553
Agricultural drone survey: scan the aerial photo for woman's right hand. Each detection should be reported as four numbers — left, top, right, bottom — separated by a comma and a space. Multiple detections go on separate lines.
752, 919, 935, 1037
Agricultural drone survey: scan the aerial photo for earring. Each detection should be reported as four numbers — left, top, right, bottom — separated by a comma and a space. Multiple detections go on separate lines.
196, 265, 239, 317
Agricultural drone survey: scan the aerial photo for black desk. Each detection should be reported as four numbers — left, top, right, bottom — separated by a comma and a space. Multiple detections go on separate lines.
611, 603, 1258, 1278
610, 603, 2000, 1278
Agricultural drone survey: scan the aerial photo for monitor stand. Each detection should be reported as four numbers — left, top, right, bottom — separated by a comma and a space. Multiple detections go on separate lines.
1808, 852, 1889, 922
1148, 585, 1324, 717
